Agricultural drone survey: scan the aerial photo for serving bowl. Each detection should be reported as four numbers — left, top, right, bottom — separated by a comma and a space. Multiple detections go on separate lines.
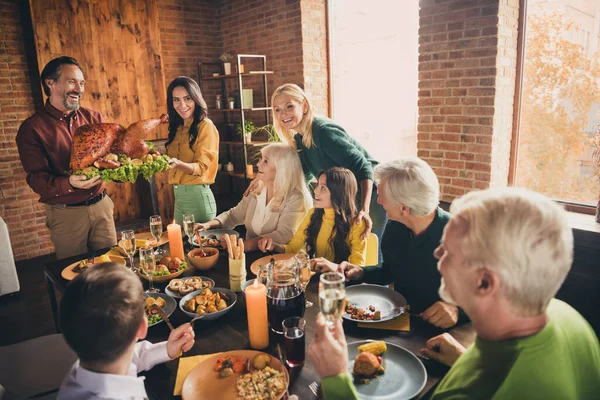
187, 247, 220, 271
179, 287, 237, 321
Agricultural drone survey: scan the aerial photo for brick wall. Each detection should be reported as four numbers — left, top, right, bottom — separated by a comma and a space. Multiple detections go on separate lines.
300, 0, 329, 115
418, 0, 519, 202
0, 0, 48, 261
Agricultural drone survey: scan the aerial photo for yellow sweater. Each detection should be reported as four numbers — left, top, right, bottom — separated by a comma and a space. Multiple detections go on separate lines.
284, 208, 367, 266
166, 118, 219, 185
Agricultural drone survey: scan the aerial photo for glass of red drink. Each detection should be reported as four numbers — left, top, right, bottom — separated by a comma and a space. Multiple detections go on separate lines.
282, 316, 306, 368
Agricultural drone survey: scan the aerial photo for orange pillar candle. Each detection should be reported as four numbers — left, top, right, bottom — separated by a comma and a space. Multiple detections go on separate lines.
167, 221, 185, 260
245, 280, 269, 349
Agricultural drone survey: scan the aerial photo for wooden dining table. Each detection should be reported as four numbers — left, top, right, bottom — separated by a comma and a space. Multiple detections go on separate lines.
44, 245, 475, 400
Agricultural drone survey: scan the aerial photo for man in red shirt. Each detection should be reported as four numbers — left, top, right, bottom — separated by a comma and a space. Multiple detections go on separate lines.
16, 56, 117, 259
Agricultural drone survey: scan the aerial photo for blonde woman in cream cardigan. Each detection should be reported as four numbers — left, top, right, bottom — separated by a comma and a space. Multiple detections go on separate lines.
195, 143, 312, 252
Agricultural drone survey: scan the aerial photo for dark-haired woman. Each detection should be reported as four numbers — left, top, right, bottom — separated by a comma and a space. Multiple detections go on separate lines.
259, 167, 367, 270
165, 76, 219, 226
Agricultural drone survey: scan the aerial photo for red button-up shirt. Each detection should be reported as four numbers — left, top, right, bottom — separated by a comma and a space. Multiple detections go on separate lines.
16, 101, 106, 205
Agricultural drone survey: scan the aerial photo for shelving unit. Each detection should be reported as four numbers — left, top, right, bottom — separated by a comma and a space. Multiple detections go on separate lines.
198, 55, 273, 195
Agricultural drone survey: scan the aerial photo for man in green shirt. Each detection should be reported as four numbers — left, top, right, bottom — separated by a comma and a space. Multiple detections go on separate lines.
310, 188, 600, 400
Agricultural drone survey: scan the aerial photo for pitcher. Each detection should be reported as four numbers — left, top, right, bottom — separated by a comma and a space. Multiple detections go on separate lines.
265, 258, 306, 334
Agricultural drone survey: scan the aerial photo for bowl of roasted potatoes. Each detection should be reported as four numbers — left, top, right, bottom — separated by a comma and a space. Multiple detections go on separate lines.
179, 287, 237, 321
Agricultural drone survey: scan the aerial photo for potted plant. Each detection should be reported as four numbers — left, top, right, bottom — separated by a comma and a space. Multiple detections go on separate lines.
219, 52, 234, 75
237, 120, 255, 143
254, 124, 280, 143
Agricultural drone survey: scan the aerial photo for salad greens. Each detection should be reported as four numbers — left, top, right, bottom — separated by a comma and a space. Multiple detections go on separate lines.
147, 314, 161, 325
73, 154, 170, 183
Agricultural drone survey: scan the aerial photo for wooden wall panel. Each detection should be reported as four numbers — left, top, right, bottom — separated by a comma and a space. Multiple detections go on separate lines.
28, 0, 168, 222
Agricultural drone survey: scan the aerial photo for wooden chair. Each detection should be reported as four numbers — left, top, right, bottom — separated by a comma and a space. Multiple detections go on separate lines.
365, 233, 379, 267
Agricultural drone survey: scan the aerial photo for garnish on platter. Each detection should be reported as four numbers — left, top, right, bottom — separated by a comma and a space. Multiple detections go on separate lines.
140, 255, 187, 277
352, 341, 387, 384
70, 114, 170, 183
346, 302, 382, 321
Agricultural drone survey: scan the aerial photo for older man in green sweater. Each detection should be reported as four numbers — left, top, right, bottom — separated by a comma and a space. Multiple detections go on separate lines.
310, 188, 600, 400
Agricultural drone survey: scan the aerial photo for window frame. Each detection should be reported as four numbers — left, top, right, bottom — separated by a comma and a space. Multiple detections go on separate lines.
508, 0, 596, 215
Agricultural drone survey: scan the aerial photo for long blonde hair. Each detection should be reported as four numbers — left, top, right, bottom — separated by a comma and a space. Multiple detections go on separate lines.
253, 143, 312, 212
271, 83, 316, 148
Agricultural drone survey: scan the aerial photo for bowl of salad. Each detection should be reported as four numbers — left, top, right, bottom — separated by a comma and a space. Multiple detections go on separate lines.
138, 255, 188, 283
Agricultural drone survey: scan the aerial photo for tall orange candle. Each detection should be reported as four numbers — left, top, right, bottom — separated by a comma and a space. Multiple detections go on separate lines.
167, 221, 185, 260
245, 280, 269, 349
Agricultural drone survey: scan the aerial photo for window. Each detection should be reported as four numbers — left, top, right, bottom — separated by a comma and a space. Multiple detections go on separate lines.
513, 0, 600, 206
328, 0, 418, 162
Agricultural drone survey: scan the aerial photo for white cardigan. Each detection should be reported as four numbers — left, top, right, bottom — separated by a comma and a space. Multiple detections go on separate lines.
215, 190, 310, 243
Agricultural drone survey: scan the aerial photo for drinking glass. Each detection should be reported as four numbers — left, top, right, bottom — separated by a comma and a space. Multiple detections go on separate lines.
319, 272, 346, 328
295, 252, 313, 308
182, 214, 195, 250
139, 247, 159, 293
121, 230, 137, 272
149, 215, 164, 256
282, 317, 306, 368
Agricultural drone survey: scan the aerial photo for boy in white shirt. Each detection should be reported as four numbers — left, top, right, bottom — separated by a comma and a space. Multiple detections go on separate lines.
57, 262, 195, 399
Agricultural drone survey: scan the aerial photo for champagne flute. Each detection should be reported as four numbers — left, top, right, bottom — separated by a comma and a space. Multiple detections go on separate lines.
139, 247, 159, 293
319, 272, 346, 328
295, 252, 313, 308
182, 214, 195, 250
149, 215, 163, 256
121, 230, 137, 272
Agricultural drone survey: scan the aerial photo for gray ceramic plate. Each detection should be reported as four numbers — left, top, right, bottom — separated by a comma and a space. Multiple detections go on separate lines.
344, 284, 408, 323
145, 292, 176, 327
191, 229, 239, 248
348, 340, 427, 400
164, 276, 216, 299
179, 287, 237, 321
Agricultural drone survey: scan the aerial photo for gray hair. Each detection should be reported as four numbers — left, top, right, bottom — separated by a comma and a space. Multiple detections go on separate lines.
373, 157, 440, 217
450, 187, 574, 317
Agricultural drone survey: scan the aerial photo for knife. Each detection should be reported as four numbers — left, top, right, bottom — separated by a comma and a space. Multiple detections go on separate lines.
150, 304, 175, 331
276, 344, 290, 398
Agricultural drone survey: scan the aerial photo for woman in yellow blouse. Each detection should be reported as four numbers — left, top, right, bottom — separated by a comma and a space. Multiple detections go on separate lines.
259, 167, 367, 269
165, 77, 219, 226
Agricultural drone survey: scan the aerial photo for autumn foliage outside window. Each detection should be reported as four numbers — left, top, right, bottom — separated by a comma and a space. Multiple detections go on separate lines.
515, 0, 600, 206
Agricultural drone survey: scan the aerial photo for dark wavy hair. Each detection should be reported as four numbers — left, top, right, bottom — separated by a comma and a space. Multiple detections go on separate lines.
40, 56, 81, 97
305, 167, 358, 263
165, 76, 208, 149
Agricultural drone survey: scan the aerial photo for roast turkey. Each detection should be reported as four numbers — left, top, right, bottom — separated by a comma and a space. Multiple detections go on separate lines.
70, 114, 168, 171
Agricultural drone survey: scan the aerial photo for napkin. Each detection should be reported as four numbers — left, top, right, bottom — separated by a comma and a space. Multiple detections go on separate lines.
104, 248, 127, 258
174, 353, 222, 396
357, 310, 410, 331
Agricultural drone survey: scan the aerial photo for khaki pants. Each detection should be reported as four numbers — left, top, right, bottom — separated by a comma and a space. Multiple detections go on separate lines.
45, 196, 117, 260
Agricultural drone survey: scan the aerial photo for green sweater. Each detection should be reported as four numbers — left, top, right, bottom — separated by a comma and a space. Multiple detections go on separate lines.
432, 299, 600, 400
361, 207, 459, 315
294, 117, 378, 183
321, 373, 359, 400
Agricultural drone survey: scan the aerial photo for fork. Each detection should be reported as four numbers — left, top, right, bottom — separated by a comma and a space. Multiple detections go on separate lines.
309, 381, 323, 399
194, 229, 207, 257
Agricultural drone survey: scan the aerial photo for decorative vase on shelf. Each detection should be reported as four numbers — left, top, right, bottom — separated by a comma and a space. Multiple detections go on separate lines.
223, 63, 232, 75
245, 132, 252, 143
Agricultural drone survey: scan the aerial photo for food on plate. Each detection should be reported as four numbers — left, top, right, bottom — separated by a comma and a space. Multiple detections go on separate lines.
168, 277, 213, 296
72, 259, 90, 273
189, 248, 218, 259
346, 303, 381, 321
236, 366, 286, 400
352, 341, 386, 384
183, 288, 229, 315
214, 356, 247, 378
252, 353, 271, 370
141, 256, 187, 277
144, 296, 166, 325
70, 114, 170, 183
199, 235, 221, 247
357, 340, 387, 356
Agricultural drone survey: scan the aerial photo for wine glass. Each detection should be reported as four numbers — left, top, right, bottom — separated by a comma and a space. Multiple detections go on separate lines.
319, 272, 346, 328
121, 230, 137, 272
149, 215, 164, 256
295, 251, 313, 308
182, 214, 195, 250
139, 247, 159, 293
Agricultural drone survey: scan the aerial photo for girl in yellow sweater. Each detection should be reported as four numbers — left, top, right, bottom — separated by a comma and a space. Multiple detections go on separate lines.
259, 167, 367, 269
